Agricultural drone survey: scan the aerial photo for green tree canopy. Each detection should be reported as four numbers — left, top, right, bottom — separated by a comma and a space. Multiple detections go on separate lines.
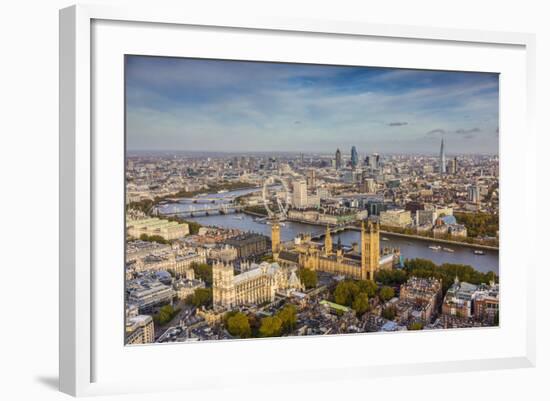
352, 292, 370, 316
259, 316, 283, 337
379, 286, 396, 302
190, 262, 213, 286
357, 280, 378, 298
277, 304, 297, 333
186, 288, 212, 308
455, 212, 499, 238
408, 321, 423, 330
381, 305, 397, 321
375, 269, 408, 286
225, 312, 252, 338
153, 304, 179, 326
298, 268, 318, 289
334, 281, 360, 306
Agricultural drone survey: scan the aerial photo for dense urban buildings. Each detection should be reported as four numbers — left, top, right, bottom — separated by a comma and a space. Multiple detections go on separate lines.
124, 143, 500, 344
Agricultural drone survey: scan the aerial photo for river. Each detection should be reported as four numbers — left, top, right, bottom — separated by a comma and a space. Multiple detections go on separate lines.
158, 189, 499, 274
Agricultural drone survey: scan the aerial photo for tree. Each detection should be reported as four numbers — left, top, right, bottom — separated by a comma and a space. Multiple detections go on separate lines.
259, 316, 283, 337
277, 304, 297, 333
153, 304, 179, 326
375, 269, 408, 286
334, 281, 360, 306
408, 321, 423, 330
139, 233, 149, 241
381, 306, 397, 321
186, 288, 212, 308
148, 234, 169, 244
225, 312, 251, 338
298, 268, 318, 289
357, 280, 378, 298
352, 292, 369, 316
404, 258, 437, 272
379, 286, 396, 302
186, 220, 202, 235
455, 212, 499, 238
190, 262, 213, 286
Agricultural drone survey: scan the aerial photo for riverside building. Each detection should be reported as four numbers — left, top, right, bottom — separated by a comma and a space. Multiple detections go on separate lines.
275, 220, 386, 281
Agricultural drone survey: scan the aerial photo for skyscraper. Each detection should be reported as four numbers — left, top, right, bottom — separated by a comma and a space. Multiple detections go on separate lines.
351, 146, 358, 168
468, 184, 481, 204
450, 156, 458, 175
306, 169, 316, 187
335, 148, 342, 170
372, 153, 380, 170
440, 138, 446, 174
292, 179, 308, 209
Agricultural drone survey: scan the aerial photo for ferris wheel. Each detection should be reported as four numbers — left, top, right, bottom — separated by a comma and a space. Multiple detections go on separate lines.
262, 176, 291, 219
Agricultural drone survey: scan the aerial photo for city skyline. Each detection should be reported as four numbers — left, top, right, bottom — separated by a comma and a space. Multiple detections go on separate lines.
126, 56, 499, 154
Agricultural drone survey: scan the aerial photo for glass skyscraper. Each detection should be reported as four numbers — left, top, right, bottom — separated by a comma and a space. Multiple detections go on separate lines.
351, 146, 358, 168
440, 138, 446, 174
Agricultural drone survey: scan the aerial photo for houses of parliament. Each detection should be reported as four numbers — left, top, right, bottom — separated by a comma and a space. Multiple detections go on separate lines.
273, 219, 387, 281
212, 219, 391, 310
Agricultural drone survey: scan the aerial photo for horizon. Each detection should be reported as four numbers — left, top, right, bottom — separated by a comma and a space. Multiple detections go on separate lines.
126, 149, 498, 157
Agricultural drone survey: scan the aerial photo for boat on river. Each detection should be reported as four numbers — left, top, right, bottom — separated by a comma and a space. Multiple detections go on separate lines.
381, 237, 390, 241
474, 250, 485, 255
443, 247, 454, 253
428, 245, 441, 251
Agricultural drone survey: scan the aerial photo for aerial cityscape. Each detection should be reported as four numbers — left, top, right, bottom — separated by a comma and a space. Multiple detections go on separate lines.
124, 56, 499, 345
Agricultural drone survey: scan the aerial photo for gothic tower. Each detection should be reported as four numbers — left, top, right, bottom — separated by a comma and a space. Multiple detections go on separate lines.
361, 220, 380, 281
212, 261, 235, 308
271, 221, 281, 256
324, 225, 333, 255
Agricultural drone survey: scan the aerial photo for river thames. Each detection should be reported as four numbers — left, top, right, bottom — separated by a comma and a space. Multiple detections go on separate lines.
157, 189, 499, 274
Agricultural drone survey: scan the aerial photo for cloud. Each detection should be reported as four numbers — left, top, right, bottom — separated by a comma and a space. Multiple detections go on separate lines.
426, 129, 446, 136
125, 56, 499, 154
455, 128, 480, 134
426, 128, 481, 137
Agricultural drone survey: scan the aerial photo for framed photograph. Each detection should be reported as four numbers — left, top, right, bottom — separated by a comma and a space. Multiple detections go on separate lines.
59, 4, 536, 397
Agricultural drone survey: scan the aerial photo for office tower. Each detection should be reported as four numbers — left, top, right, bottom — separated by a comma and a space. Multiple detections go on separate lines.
360, 178, 376, 193
450, 156, 458, 175
351, 146, 358, 167
440, 138, 446, 174
372, 153, 380, 170
306, 169, 316, 187
335, 148, 342, 169
468, 184, 481, 204
292, 179, 308, 209
365, 155, 370, 167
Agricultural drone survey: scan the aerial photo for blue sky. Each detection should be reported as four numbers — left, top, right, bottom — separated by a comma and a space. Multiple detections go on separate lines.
126, 56, 499, 154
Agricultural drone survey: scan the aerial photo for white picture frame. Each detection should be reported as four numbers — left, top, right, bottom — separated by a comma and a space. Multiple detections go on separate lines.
59, 4, 536, 397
